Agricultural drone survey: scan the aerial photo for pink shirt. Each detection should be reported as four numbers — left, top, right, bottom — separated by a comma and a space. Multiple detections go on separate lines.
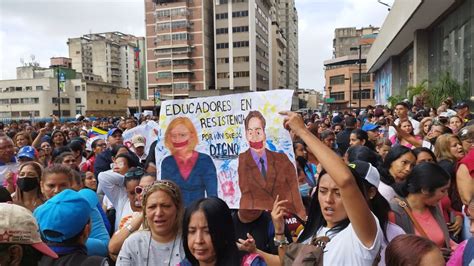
175, 151, 199, 181
412, 209, 445, 248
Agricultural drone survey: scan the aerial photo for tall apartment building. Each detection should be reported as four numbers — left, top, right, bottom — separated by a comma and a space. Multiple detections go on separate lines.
278, 0, 298, 90
214, 0, 273, 92
68, 32, 142, 99
324, 26, 379, 112
145, 0, 214, 100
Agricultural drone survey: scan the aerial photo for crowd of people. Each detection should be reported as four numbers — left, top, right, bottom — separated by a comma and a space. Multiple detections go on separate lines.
0, 98, 473, 266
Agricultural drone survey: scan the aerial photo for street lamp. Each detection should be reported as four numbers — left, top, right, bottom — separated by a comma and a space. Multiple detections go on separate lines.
344, 77, 352, 110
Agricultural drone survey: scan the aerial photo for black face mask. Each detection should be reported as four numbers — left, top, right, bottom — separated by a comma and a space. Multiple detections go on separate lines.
16, 177, 39, 192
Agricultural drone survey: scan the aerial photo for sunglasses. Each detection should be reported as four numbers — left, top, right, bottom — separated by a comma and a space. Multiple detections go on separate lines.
124, 168, 144, 178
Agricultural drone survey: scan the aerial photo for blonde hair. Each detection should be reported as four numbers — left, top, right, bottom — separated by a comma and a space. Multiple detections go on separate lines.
434, 134, 462, 162
142, 180, 184, 235
164, 117, 198, 154
418, 117, 433, 138
14, 131, 32, 147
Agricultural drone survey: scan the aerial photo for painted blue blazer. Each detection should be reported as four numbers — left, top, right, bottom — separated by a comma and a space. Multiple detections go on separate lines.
161, 152, 217, 206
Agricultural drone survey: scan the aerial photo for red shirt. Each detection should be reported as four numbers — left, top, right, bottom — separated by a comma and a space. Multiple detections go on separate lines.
175, 151, 199, 181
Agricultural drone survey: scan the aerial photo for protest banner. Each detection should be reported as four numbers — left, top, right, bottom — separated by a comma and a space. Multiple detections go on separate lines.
155, 90, 305, 218
122, 120, 160, 154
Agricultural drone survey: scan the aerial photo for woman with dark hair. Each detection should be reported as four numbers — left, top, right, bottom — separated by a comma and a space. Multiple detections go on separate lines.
412, 147, 436, 164
390, 120, 420, 148
39, 141, 53, 167
50, 130, 68, 149
385, 234, 444, 266
293, 141, 317, 196
81, 138, 107, 173
350, 129, 376, 151
271, 111, 382, 265
12, 162, 45, 212
390, 163, 454, 250
68, 140, 86, 169
181, 197, 265, 266
377, 145, 416, 201
345, 145, 383, 169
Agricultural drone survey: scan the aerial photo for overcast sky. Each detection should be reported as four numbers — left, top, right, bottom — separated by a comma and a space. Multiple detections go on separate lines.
0, 0, 392, 92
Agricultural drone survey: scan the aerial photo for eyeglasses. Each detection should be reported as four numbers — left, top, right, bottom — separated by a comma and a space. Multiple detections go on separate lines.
135, 186, 144, 195
124, 168, 144, 178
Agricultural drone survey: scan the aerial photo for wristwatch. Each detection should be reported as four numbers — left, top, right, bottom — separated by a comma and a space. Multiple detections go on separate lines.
125, 224, 134, 233
274, 236, 289, 248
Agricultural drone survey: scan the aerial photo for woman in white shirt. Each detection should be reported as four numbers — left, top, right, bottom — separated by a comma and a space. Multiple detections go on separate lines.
117, 180, 185, 266
273, 111, 383, 265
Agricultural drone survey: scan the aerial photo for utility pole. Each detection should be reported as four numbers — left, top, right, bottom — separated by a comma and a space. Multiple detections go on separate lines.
358, 45, 362, 111
56, 67, 62, 121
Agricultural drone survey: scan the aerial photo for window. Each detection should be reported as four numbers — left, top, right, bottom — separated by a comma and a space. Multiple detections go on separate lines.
0, 99, 9, 104
96, 99, 99, 104
25, 86, 32, 91
156, 72, 172, 79
62, 110, 71, 116
329, 75, 345, 85
15, 87, 22, 92
216, 28, 228, 35
330, 92, 345, 101
11, 98, 19, 104
216, 13, 228, 20
36, 86, 43, 91
217, 72, 229, 79
114, 100, 117, 104
33, 111, 40, 117
234, 56, 249, 63
100, 100, 103, 104
216, 43, 229, 49
61, 98, 69, 104
352, 89, 372, 100
352, 73, 371, 83
232, 10, 248, 17
233, 41, 249, 48
234, 71, 249, 78
75, 98, 81, 104
232, 26, 249, 33
217, 58, 229, 64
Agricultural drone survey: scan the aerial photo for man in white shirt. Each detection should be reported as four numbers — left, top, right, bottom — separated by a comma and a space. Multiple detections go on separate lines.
389, 102, 420, 139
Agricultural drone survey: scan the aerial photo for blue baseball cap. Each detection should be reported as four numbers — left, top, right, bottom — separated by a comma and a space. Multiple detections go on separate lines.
362, 123, 380, 132
18, 146, 36, 159
107, 128, 123, 138
33, 189, 92, 243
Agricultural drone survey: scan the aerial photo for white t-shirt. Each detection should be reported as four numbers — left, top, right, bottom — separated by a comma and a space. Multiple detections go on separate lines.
379, 222, 405, 266
302, 214, 383, 265
378, 182, 398, 202
97, 170, 133, 231
389, 118, 420, 139
117, 231, 185, 266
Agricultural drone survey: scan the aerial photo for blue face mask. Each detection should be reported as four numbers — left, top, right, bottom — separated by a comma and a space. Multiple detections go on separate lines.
299, 183, 311, 196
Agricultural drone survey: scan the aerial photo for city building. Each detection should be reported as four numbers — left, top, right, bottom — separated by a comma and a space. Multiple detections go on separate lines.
68, 32, 143, 100
367, 0, 474, 106
277, 0, 298, 90
296, 89, 323, 110
145, 0, 215, 100
0, 59, 129, 120
324, 26, 379, 112
214, 0, 272, 92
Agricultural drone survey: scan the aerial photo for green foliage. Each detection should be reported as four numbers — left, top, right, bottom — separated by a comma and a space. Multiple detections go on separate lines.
407, 80, 427, 102
387, 95, 405, 108
427, 72, 469, 107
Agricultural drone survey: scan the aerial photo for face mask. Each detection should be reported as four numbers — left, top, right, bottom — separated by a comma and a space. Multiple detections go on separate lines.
173, 140, 189, 148
249, 141, 264, 149
16, 177, 39, 192
299, 183, 311, 196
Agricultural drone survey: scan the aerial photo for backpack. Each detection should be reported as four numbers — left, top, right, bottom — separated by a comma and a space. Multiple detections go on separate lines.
283, 236, 330, 266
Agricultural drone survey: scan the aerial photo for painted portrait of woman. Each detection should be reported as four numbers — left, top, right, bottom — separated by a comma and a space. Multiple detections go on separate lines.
161, 117, 217, 206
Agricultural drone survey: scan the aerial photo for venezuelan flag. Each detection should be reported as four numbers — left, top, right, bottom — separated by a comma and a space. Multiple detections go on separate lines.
88, 127, 108, 138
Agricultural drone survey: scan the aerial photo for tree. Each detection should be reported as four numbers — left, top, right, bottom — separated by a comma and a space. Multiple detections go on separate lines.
427, 72, 469, 108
